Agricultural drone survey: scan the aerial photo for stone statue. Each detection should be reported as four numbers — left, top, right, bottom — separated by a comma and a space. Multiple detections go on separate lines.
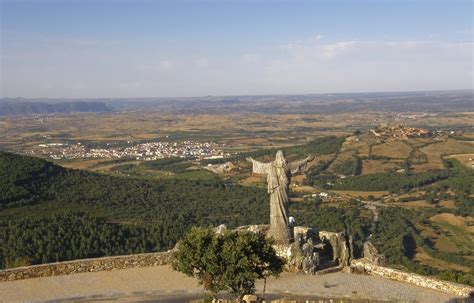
247, 151, 314, 244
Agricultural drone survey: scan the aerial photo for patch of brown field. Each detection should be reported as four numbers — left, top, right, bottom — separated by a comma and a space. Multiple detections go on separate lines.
91, 161, 140, 172
465, 256, 474, 261
240, 174, 266, 186
418, 226, 438, 238
429, 213, 474, 252
408, 138, 434, 145
461, 131, 474, 139
445, 153, 474, 169
291, 185, 316, 193
392, 200, 434, 208
361, 159, 401, 174
312, 154, 334, 165
59, 159, 106, 170
236, 137, 271, 146
357, 146, 371, 158
414, 248, 470, 272
291, 174, 306, 185
371, 140, 412, 159
411, 163, 447, 173
290, 197, 304, 203
430, 213, 474, 228
433, 235, 461, 253
421, 140, 474, 170
439, 200, 457, 209
330, 190, 388, 199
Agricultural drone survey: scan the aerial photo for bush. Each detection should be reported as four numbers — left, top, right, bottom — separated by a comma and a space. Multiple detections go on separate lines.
172, 227, 284, 299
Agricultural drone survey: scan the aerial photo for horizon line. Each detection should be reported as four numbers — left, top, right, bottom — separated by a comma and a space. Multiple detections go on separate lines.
1, 88, 472, 100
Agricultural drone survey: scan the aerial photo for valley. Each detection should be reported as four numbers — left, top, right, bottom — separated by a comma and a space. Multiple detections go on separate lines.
0, 105, 473, 287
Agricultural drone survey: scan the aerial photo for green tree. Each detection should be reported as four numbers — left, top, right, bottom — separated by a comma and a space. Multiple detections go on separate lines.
172, 227, 284, 299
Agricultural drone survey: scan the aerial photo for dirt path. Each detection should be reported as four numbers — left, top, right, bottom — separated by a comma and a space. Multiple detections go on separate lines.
0, 265, 462, 303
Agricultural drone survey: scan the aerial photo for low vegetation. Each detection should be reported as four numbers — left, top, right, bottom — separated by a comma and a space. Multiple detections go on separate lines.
372, 208, 474, 286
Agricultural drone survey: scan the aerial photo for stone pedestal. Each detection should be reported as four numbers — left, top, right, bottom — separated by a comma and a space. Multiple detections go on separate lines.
266, 225, 294, 245
230, 225, 353, 274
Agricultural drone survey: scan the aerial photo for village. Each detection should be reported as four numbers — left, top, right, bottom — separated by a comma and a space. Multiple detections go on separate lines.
29, 141, 229, 161
370, 124, 432, 139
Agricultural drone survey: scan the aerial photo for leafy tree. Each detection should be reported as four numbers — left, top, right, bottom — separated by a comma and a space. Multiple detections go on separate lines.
172, 227, 284, 299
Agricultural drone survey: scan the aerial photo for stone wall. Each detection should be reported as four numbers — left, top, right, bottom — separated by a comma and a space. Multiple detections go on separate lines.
0, 251, 173, 282
350, 258, 474, 297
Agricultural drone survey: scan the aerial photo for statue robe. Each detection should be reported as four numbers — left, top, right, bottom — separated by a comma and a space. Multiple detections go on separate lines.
251, 158, 310, 244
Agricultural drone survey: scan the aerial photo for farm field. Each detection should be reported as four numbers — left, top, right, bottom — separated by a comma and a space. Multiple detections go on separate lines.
430, 213, 474, 253
371, 140, 412, 159
445, 153, 474, 169
330, 190, 389, 199
361, 159, 401, 175
420, 140, 474, 170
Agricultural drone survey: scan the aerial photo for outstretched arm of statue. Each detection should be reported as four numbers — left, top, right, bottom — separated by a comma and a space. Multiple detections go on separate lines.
246, 157, 272, 174
290, 154, 315, 175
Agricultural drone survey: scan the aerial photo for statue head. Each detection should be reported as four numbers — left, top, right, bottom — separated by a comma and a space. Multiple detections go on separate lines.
275, 150, 288, 167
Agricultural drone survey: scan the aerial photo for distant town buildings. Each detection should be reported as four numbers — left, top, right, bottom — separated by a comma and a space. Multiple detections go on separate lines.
371, 124, 432, 139
28, 141, 229, 161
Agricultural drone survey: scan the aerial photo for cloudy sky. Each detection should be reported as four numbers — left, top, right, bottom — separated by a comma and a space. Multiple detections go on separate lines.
1, 0, 472, 98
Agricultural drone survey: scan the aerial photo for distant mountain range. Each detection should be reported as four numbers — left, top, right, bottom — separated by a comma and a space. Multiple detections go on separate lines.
1, 89, 472, 116
0, 101, 111, 116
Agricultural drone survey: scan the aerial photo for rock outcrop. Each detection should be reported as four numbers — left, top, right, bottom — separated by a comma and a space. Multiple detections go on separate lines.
362, 241, 386, 265
236, 225, 352, 274
318, 230, 352, 267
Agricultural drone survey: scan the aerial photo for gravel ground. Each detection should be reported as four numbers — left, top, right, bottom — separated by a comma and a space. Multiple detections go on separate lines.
0, 265, 464, 303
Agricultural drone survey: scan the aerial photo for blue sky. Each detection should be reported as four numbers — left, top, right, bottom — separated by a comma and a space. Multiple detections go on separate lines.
1, 0, 473, 97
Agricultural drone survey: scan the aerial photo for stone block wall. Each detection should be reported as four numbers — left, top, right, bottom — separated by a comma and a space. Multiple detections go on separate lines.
350, 259, 474, 297
0, 251, 173, 282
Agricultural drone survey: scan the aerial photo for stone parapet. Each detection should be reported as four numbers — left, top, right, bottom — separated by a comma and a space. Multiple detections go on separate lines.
0, 251, 173, 282
350, 258, 474, 297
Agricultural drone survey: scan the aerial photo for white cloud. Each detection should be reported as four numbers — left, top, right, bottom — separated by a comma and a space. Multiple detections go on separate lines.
320, 41, 356, 59
1, 29, 472, 97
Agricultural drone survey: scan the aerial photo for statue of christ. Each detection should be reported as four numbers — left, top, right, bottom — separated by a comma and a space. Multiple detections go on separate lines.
247, 151, 314, 244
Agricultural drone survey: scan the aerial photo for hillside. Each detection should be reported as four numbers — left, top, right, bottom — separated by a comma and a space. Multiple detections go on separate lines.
0, 151, 269, 267
0, 151, 367, 270
0, 145, 473, 286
